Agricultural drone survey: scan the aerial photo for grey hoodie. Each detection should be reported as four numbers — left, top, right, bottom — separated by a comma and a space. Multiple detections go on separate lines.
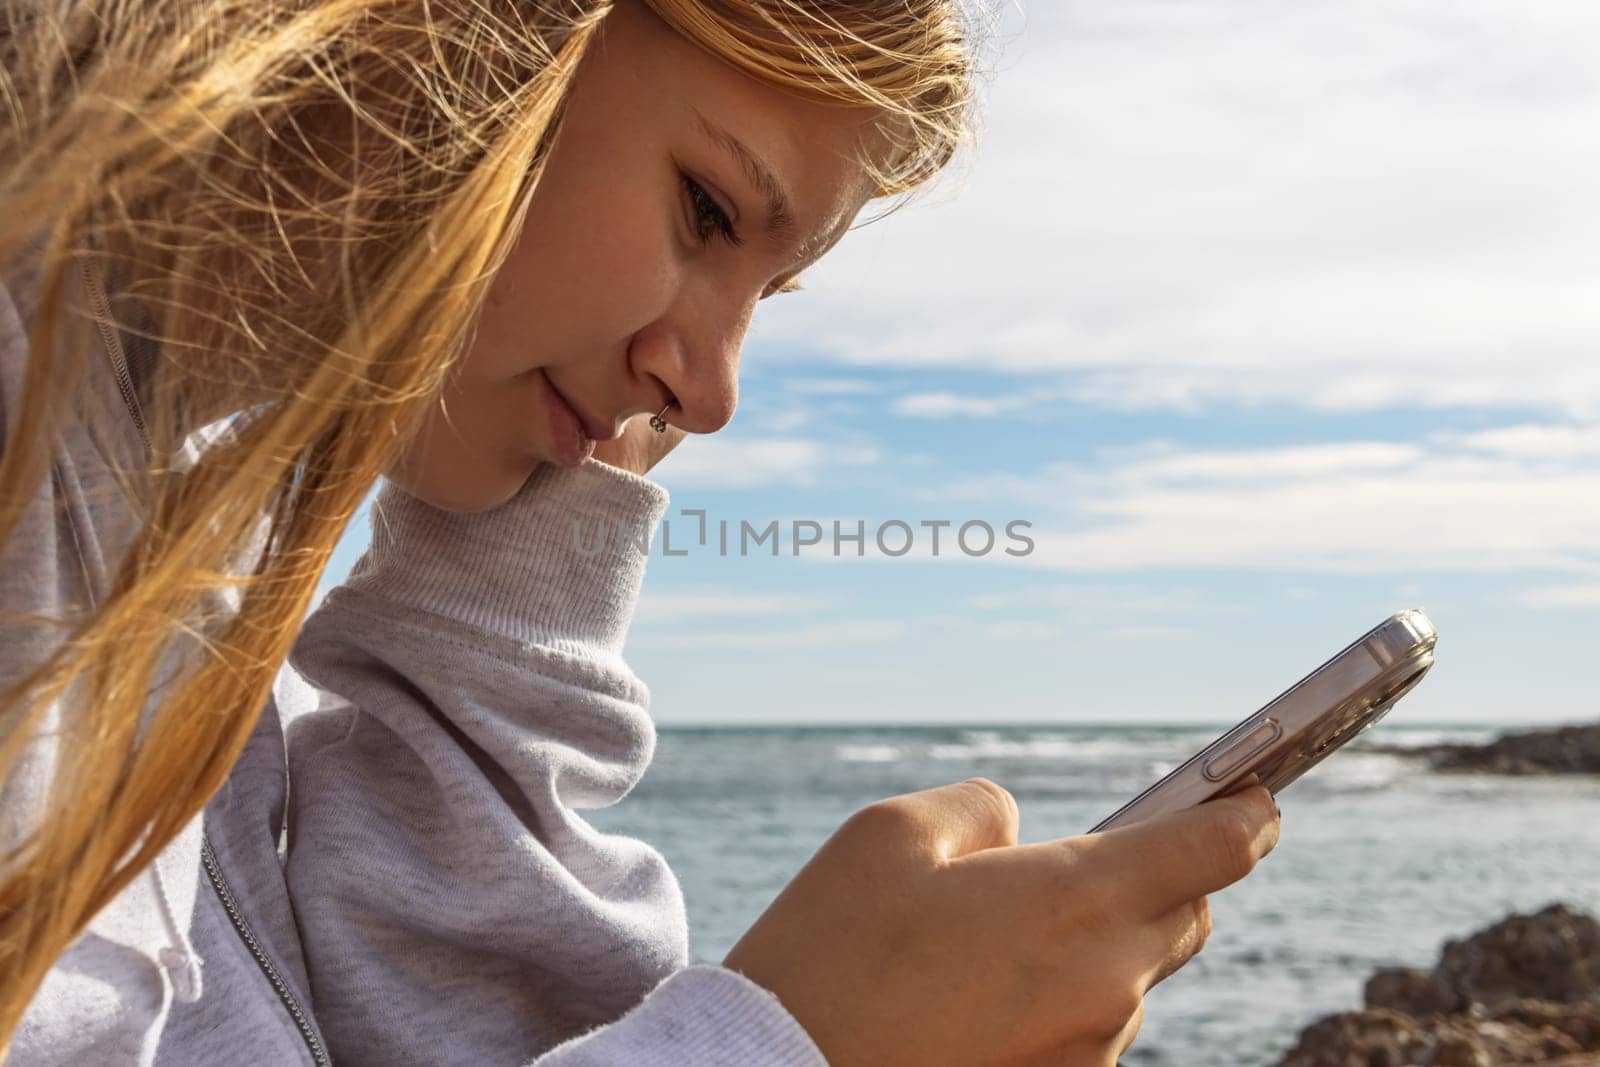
1, 243, 828, 1065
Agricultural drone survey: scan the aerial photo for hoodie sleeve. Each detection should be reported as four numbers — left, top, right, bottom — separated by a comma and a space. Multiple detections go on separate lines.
282, 458, 826, 1067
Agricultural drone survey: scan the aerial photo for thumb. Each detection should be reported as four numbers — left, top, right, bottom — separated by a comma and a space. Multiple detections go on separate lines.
1091, 784, 1280, 917
883, 777, 1021, 862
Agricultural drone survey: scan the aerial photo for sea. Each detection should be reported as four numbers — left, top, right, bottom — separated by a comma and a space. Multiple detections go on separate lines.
586, 722, 1600, 1066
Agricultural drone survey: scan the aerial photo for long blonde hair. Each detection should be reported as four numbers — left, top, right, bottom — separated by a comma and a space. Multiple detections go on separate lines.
0, 0, 978, 1043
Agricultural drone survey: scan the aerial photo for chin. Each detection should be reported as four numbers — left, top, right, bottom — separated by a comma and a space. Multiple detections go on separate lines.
382, 457, 537, 514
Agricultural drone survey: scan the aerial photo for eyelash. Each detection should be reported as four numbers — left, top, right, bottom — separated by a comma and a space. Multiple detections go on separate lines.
677, 170, 800, 298
681, 173, 741, 248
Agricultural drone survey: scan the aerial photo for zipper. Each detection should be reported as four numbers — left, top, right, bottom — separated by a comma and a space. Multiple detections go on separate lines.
78, 253, 328, 1062
81, 252, 330, 1065
76, 252, 152, 458
200, 835, 332, 1067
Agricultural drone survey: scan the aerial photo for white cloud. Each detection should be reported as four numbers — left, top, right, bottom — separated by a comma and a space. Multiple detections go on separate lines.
1438, 424, 1600, 461
1112, 441, 1424, 483
634, 591, 826, 626
979, 621, 1069, 640
1104, 625, 1195, 641
966, 581, 1238, 617
753, 410, 814, 433
783, 377, 883, 396
665, 422, 1599, 578
1514, 585, 1600, 609
892, 391, 1038, 418
642, 619, 908, 649
653, 435, 880, 489
747, 1, 1600, 416
645, 417, 1599, 575
1008, 431, 1600, 575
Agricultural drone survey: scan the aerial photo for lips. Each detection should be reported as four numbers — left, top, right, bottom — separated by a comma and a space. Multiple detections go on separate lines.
535, 369, 593, 469
543, 372, 619, 442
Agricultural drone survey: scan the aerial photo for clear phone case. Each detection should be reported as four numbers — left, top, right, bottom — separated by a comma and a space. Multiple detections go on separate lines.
1090, 609, 1437, 833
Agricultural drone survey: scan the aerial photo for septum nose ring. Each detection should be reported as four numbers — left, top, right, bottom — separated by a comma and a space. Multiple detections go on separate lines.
649, 399, 675, 433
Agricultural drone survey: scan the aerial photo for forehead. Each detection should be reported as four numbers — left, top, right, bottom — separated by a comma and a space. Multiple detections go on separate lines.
607, 0, 891, 262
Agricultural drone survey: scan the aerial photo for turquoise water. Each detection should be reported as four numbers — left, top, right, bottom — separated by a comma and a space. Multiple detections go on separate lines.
588, 723, 1600, 1065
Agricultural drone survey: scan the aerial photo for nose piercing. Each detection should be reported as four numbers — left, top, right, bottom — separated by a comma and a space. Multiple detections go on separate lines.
649, 400, 675, 433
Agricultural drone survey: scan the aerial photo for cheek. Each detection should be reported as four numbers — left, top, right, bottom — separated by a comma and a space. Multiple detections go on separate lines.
383, 385, 536, 512
382, 173, 682, 508
460, 179, 679, 384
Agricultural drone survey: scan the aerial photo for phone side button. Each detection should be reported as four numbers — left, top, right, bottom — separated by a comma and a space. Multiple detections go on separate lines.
1202, 717, 1284, 782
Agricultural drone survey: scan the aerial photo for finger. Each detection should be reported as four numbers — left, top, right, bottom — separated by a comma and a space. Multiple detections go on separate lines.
1084, 785, 1279, 917
1215, 770, 1262, 798
1113, 998, 1146, 1059
1144, 895, 1211, 989
875, 777, 1021, 862
934, 777, 1021, 859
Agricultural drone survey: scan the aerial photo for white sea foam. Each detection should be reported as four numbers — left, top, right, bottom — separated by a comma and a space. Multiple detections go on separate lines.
834, 744, 902, 763
1299, 751, 1413, 790
929, 738, 1086, 760
1359, 728, 1498, 750
925, 730, 1214, 762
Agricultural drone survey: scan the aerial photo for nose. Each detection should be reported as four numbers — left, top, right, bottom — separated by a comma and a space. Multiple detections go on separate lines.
628, 292, 751, 435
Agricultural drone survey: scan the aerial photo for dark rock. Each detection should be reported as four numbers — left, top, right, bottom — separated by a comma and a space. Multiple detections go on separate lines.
1370, 723, 1600, 776
1274, 905, 1600, 1066
1434, 905, 1600, 1009
1496, 1001, 1600, 1050
1274, 1005, 1587, 1066
1365, 966, 1465, 1015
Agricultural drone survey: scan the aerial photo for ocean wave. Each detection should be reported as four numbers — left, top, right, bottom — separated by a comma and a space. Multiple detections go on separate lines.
1295, 751, 1413, 791
834, 744, 903, 763
924, 730, 1218, 762
1355, 728, 1498, 750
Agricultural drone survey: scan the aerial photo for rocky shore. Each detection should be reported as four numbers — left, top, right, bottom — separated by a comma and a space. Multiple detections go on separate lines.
1369, 722, 1600, 776
1273, 904, 1600, 1066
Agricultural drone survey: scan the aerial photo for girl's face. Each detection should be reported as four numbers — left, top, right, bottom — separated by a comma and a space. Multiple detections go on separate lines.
386, 0, 887, 510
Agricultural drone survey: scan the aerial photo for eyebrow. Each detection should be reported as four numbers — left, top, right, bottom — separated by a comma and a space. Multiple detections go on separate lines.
689, 105, 799, 248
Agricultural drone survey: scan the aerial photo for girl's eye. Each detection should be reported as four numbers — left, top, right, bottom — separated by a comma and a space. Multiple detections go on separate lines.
681, 174, 741, 248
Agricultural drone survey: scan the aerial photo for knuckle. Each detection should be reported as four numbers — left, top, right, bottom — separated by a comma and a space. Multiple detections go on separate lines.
960, 776, 1019, 831
842, 796, 920, 842
1152, 901, 1212, 987
1193, 897, 1213, 951
1090, 989, 1145, 1041
1206, 806, 1261, 883
1180, 897, 1211, 958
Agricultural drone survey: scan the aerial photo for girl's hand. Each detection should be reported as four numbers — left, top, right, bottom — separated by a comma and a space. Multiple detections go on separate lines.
723, 779, 1280, 1067
589, 412, 687, 476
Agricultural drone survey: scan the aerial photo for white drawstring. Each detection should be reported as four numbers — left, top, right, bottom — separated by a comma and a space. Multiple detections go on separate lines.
149, 858, 204, 1003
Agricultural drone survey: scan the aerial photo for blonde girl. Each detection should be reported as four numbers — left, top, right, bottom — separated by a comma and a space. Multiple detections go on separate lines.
0, 0, 1279, 1063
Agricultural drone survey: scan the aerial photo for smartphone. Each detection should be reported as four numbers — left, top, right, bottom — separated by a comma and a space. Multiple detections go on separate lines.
1089, 608, 1438, 833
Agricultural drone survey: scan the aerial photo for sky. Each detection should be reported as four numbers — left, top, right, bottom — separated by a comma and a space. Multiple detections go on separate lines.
320, 0, 1600, 727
